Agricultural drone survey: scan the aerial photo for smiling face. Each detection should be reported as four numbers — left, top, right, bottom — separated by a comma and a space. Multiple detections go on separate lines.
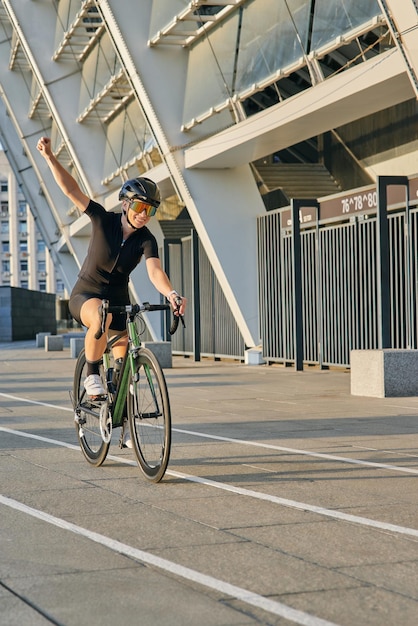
123, 199, 153, 228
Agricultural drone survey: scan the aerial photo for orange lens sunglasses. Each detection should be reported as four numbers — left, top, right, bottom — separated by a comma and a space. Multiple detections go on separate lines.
128, 200, 157, 217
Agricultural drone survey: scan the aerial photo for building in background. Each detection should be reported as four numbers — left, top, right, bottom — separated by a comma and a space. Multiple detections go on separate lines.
0, 1, 417, 357
0, 150, 66, 297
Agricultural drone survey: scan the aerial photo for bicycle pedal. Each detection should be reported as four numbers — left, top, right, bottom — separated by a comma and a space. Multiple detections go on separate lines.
82, 396, 106, 409
89, 395, 107, 403
74, 412, 85, 425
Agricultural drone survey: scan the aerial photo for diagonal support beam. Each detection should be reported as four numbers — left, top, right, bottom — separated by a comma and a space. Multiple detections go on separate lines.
377, 0, 418, 98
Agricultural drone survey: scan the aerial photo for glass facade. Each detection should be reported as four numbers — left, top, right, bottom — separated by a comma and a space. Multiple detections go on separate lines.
182, 0, 384, 127
236, 0, 312, 93
311, 0, 381, 49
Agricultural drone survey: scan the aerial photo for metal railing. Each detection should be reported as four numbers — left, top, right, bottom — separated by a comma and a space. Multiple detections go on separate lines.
164, 232, 245, 361
163, 176, 417, 368
257, 176, 416, 368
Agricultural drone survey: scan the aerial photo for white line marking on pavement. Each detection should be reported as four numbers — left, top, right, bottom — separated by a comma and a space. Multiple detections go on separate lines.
0, 391, 73, 412
166, 470, 418, 539
172, 427, 418, 475
1, 392, 417, 475
0, 494, 338, 626
353, 445, 418, 458
1, 426, 418, 539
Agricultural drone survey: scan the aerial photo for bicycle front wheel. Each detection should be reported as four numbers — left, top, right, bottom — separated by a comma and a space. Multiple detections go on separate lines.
73, 349, 110, 466
128, 348, 171, 482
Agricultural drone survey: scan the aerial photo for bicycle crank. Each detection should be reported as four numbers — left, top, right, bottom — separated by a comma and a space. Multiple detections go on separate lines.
99, 400, 112, 443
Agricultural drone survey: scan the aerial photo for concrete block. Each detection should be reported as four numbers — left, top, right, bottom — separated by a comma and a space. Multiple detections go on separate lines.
36, 332, 51, 348
142, 341, 172, 369
62, 332, 86, 348
45, 335, 64, 352
245, 347, 265, 366
351, 349, 418, 397
70, 337, 85, 359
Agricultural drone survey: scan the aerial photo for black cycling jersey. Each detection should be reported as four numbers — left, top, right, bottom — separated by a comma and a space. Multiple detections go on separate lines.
69, 199, 159, 329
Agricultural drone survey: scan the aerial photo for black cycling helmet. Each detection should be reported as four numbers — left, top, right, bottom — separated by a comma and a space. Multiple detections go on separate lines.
119, 177, 161, 208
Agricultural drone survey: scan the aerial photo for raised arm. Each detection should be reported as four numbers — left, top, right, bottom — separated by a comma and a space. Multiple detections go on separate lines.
36, 136, 90, 212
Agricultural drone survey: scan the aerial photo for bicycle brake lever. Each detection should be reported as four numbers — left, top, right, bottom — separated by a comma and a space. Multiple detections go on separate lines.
94, 299, 109, 340
169, 298, 185, 335
174, 297, 185, 329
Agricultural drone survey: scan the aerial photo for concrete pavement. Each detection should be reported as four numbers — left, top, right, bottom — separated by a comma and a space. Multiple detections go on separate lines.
0, 340, 417, 626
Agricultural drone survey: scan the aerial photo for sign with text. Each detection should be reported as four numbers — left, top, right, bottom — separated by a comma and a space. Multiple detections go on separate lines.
281, 176, 418, 227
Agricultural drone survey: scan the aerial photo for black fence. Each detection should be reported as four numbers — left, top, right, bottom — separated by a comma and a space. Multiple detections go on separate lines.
164, 232, 245, 361
257, 176, 415, 368
163, 176, 416, 368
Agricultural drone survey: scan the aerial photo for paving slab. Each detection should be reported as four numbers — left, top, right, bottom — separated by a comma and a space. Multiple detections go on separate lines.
0, 340, 417, 626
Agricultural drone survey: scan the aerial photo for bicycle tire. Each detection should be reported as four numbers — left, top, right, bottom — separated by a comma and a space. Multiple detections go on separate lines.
73, 349, 110, 466
127, 347, 171, 482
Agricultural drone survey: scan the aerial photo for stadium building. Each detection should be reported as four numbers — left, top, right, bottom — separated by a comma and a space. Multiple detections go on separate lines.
0, 1, 416, 365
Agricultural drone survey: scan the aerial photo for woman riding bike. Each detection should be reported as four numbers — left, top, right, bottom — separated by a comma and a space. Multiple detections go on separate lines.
37, 136, 186, 444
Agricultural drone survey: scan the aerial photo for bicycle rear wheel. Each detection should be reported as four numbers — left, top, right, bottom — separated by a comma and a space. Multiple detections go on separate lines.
128, 347, 171, 482
73, 349, 110, 466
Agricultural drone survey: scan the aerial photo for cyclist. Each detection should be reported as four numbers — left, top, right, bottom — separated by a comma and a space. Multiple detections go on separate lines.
37, 137, 186, 443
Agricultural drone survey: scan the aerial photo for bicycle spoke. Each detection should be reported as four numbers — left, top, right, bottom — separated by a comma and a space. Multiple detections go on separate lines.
73, 350, 110, 466
128, 348, 171, 482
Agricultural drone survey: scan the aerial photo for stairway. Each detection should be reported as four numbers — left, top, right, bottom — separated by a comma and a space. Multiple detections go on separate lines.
159, 219, 194, 240
255, 163, 341, 205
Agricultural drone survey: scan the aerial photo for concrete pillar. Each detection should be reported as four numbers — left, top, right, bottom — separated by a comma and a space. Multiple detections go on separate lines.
45, 335, 63, 351
142, 341, 172, 369
36, 332, 51, 348
351, 349, 418, 397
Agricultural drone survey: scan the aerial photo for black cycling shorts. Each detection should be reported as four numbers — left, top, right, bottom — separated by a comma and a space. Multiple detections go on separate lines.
69, 292, 127, 332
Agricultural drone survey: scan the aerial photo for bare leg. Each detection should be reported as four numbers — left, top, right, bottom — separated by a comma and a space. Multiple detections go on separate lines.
109, 331, 128, 361
80, 298, 111, 363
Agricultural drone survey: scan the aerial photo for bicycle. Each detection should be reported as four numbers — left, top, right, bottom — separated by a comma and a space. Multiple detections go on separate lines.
71, 298, 184, 483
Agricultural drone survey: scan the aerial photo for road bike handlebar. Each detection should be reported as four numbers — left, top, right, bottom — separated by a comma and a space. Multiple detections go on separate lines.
94, 299, 185, 340
168, 296, 185, 336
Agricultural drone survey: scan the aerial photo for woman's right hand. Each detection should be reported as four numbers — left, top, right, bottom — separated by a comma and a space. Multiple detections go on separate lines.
37, 136, 52, 158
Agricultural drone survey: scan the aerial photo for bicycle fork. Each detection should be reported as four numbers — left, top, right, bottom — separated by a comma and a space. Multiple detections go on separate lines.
130, 359, 162, 419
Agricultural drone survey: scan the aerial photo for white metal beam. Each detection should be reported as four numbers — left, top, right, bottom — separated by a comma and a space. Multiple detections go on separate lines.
0, 99, 79, 292
148, 1, 246, 48
377, 0, 418, 97
184, 48, 414, 169
98, 0, 262, 347
2, 0, 95, 198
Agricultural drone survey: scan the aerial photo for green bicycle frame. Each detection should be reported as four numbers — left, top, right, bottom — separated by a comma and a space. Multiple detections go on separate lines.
102, 315, 142, 429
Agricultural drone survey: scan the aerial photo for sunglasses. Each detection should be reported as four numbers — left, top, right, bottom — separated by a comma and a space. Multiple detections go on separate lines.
128, 199, 157, 217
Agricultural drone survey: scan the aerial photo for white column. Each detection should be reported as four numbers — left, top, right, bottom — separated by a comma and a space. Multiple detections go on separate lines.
99, 1, 264, 347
